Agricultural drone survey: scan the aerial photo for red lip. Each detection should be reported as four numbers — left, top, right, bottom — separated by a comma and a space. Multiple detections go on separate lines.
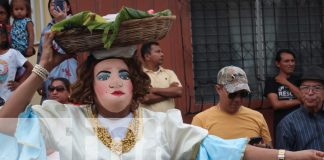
111, 91, 125, 96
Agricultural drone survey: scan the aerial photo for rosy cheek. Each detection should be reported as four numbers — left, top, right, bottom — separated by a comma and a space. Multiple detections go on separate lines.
94, 81, 109, 95
124, 81, 133, 93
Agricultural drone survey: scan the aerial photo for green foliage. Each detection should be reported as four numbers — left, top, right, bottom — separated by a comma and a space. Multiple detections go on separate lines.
51, 7, 172, 49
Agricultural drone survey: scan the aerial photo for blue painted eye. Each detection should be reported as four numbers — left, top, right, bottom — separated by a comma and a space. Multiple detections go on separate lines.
119, 70, 130, 80
96, 71, 111, 81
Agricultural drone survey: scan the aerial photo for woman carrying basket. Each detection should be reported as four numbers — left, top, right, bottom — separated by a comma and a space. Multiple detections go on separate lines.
0, 10, 324, 160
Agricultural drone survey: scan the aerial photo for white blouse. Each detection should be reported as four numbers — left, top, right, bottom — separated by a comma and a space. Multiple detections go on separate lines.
32, 100, 208, 160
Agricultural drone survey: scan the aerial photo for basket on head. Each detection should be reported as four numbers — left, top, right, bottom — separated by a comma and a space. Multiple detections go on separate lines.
54, 16, 176, 54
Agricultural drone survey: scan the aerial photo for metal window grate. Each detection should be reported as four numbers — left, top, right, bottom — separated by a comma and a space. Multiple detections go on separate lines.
191, 0, 324, 106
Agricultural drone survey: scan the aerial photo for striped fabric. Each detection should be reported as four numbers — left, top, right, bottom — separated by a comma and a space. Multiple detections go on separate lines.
276, 104, 324, 151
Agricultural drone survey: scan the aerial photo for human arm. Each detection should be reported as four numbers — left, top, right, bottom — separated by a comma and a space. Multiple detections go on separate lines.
25, 21, 35, 57
264, 77, 301, 110
141, 91, 168, 105
7, 61, 33, 91
141, 82, 183, 104
19, 61, 33, 83
243, 145, 324, 160
275, 75, 302, 101
0, 32, 71, 135
267, 93, 301, 110
150, 82, 183, 98
152, 70, 183, 98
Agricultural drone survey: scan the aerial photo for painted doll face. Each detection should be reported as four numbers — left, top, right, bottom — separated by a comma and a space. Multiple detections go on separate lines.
93, 58, 133, 113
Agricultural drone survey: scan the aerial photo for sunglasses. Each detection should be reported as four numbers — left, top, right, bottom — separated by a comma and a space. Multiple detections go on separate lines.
228, 91, 249, 99
48, 85, 66, 92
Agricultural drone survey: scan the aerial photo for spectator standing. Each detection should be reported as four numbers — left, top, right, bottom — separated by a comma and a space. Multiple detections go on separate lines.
0, 23, 32, 106
10, 0, 34, 57
264, 49, 302, 145
276, 65, 324, 151
0, 0, 10, 24
0, 0, 10, 40
140, 42, 182, 112
192, 66, 272, 148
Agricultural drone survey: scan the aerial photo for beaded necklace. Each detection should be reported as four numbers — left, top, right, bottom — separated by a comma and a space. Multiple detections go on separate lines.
86, 106, 143, 155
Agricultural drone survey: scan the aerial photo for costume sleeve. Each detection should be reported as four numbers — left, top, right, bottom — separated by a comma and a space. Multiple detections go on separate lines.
32, 100, 77, 152
196, 135, 248, 160
0, 106, 47, 160
276, 119, 295, 150
0, 133, 18, 160
163, 109, 208, 159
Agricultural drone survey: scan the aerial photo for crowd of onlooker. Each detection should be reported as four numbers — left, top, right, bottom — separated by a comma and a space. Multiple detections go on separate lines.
0, 0, 77, 108
0, 0, 323, 159
192, 49, 324, 152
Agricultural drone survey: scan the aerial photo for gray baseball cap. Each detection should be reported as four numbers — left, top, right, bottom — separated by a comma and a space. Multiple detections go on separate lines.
217, 66, 251, 93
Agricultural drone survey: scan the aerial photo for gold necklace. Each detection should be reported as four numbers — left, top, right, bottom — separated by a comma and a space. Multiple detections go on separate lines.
86, 106, 143, 155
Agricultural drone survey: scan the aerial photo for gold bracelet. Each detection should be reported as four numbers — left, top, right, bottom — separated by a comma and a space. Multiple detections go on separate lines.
278, 149, 285, 160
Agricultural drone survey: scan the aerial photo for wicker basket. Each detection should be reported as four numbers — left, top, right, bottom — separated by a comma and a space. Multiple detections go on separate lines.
54, 16, 176, 54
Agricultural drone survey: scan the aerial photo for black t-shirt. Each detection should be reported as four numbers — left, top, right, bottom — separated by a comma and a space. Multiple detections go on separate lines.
264, 75, 301, 127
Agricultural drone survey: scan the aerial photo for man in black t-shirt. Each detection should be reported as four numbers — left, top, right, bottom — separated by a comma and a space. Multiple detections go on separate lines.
264, 49, 302, 147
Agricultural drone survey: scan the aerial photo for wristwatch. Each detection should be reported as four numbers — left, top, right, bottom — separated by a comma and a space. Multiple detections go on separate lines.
278, 149, 285, 160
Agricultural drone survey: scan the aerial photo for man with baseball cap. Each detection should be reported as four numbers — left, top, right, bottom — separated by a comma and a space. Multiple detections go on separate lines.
192, 66, 272, 148
276, 65, 324, 151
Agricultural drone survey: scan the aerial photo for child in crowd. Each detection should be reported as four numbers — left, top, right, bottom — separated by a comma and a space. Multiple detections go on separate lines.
0, 0, 11, 44
0, 0, 10, 24
0, 23, 32, 106
10, 0, 34, 57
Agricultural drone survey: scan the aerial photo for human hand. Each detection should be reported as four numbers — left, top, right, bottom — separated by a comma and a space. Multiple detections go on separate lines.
7, 80, 20, 91
39, 32, 73, 72
52, 5, 68, 22
275, 75, 289, 85
287, 150, 324, 160
170, 82, 180, 87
